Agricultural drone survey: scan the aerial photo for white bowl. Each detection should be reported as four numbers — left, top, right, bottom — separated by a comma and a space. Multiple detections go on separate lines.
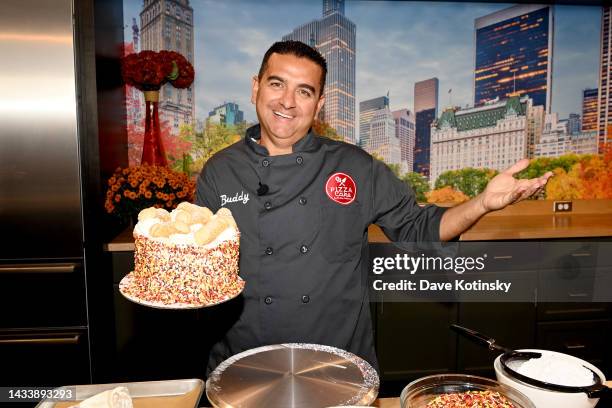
494, 349, 605, 408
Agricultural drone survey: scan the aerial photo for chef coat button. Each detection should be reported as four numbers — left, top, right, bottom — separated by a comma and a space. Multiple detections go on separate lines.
298, 197, 307, 205
296, 156, 304, 165
264, 201, 272, 210
264, 296, 273, 305
265, 247, 273, 255
300, 245, 309, 254
262, 159, 270, 167
301, 295, 310, 303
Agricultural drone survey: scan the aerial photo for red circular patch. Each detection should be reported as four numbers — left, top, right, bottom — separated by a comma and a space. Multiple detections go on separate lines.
325, 172, 357, 205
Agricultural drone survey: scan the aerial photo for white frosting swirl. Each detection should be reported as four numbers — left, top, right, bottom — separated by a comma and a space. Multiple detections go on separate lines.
134, 208, 238, 249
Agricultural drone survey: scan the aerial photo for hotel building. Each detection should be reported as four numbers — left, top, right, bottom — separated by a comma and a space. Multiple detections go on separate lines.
430, 96, 538, 185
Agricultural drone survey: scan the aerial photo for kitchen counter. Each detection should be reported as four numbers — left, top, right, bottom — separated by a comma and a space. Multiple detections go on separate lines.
369, 199, 612, 242
106, 200, 612, 251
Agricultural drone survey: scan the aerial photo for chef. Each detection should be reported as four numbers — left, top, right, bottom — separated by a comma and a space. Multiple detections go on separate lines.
196, 41, 552, 374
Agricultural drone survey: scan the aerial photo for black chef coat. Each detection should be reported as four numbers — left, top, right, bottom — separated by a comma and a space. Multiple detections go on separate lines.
196, 124, 447, 374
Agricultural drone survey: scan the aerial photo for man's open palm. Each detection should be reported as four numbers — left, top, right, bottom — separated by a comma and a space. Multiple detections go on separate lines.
480, 159, 553, 212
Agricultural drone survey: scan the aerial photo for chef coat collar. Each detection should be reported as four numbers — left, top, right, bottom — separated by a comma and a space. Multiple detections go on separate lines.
245, 124, 319, 156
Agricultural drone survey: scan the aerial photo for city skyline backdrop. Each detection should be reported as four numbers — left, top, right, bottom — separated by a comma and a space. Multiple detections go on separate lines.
123, 0, 600, 139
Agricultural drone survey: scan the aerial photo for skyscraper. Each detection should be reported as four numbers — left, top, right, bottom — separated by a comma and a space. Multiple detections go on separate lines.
413, 78, 438, 177
365, 107, 401, 167
566, 113, 581, 135
359, 96, 389, 149
474, 5, 554, 112
208, 102, 244, 127
140, 0, 195, 132
283, 0, 356, 144
393, 109, 415, 175
598, 6, 612, 149
323, 0, 344, 16
583, 88, 598, 132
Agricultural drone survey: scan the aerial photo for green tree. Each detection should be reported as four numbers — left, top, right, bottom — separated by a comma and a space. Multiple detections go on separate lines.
515, 154, 584, 180
434, 167, 498, 198
179, 122, 242, 175
402, 172, 430, 203
387, 163, 402, 178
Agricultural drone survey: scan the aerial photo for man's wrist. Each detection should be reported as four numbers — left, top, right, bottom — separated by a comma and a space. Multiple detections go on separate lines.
474, 193, 489, 215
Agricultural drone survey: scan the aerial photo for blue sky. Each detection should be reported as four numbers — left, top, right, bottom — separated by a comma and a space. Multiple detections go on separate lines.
124, 1, 600, 128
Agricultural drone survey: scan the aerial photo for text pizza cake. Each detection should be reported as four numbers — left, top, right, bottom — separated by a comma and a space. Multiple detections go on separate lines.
121, 202, 243, 306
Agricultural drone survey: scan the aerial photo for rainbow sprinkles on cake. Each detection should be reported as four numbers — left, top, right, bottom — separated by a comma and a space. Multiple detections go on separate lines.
120, 202, 244, 307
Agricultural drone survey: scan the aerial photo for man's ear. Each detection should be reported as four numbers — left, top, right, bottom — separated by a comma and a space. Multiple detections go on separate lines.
315, 94, 325, 117
251, 75, 259, 104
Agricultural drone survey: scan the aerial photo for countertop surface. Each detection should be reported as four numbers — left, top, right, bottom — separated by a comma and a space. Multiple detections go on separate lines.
371, 199, 612, 242
108, 200, 612, 251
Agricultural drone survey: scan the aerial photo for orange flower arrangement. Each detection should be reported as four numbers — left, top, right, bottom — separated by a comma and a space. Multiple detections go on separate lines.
104, 164, 195, 222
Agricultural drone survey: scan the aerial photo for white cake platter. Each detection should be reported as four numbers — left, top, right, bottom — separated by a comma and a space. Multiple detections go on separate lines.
119, 271, 244, 310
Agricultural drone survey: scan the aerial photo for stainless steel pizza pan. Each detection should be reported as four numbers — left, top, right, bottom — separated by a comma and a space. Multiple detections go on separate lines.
206, 343, 379, 408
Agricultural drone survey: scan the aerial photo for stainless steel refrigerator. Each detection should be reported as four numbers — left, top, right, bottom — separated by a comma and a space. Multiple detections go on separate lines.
0, 0, 92, 386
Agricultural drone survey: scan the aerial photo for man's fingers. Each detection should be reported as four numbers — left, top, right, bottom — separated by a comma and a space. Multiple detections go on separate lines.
508, 179, 531, 203
541, 171, 554, 183
503, 158, 530, 176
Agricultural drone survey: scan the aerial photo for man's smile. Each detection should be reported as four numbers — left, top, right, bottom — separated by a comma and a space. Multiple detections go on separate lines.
273, 110, 295, 120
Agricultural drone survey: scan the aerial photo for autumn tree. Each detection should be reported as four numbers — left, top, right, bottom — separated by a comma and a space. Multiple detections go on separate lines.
576, 144, 612, 199
434, 168, 497, 198
401, 172, 430, 203
164, 123, 194, 169
545, 167, 583, 200
426, 186, 470, 205
126, 118, 192, 170
313, 119, 343, 141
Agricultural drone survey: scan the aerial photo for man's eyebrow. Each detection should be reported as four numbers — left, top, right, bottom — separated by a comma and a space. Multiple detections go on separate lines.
266, 75, 286, 84
266, 75, 317, 94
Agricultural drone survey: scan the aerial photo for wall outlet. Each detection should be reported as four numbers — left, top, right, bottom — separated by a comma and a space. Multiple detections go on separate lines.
553, 201, 572, 212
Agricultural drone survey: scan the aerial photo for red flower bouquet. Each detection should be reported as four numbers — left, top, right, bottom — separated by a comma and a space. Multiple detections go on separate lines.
121, 50, 195, 166
158, 50, 195, 89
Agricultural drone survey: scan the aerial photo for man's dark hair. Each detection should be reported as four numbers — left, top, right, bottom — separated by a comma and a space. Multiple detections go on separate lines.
258, 41, 327, 96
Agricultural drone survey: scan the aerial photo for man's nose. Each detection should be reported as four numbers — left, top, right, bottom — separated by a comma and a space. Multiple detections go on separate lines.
280, 88, 296, 109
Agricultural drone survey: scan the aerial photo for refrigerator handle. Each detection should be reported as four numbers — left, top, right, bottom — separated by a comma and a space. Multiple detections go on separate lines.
0, 263, 78, 274
0, 334, 81, 345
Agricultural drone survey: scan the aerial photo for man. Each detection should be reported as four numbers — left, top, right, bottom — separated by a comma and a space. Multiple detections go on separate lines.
196, 41, 552, 373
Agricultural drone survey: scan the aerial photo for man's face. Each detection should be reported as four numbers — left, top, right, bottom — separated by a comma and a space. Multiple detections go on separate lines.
251, 53, 325, 148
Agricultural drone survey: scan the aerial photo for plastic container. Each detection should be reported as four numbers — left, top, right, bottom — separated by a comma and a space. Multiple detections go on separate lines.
400, 374, 535, 408
494, 349, 606, 408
